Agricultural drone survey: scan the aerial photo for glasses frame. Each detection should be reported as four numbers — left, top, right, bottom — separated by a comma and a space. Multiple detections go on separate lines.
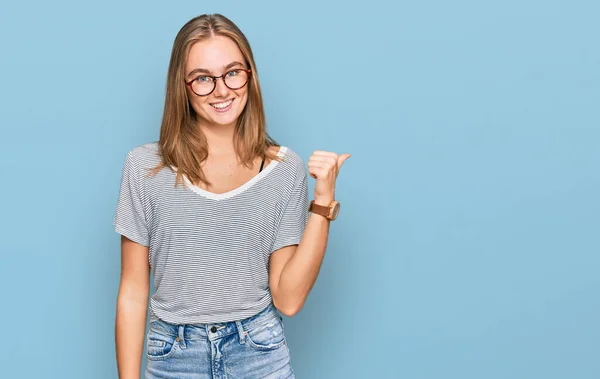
185, 68, 252, 97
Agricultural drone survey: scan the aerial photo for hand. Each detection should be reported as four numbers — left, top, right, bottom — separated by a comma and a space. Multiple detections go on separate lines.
308, 150, 351, 205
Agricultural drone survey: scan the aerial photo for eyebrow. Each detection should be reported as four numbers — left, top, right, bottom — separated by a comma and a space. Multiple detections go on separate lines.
187, 61, 245, 79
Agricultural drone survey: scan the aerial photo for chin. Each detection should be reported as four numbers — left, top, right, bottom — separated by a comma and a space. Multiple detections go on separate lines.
210, 114, 240, 127
204, 108, 243, 127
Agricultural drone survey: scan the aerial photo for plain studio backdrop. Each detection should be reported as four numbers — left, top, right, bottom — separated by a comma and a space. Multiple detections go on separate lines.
1, 1, 598, 378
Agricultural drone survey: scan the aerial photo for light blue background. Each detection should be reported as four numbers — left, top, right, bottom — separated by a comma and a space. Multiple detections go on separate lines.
1, 1, 598, 378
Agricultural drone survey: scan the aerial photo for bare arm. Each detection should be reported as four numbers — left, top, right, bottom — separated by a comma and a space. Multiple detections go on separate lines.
269, 212, 330, 316
115, 235, 150, 379
269, 150, 350, 316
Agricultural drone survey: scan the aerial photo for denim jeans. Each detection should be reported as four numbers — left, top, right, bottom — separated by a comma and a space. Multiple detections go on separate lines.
145, 303, 295, 378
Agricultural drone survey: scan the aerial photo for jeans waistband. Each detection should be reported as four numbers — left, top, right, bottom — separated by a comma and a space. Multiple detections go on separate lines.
148, 303, 282, 342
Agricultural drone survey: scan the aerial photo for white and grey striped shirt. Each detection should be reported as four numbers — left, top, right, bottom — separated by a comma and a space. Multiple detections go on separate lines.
113, 142, 308, 324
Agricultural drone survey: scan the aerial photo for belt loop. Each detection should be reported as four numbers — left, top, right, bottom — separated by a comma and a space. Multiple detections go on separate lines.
235, 320, 246, 344
177, 325, 187, 348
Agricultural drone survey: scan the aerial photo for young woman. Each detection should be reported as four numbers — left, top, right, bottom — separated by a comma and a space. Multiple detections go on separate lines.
113, 13, 350, 378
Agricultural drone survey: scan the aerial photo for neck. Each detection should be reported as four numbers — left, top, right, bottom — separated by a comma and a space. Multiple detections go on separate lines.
199, 121, 237, 156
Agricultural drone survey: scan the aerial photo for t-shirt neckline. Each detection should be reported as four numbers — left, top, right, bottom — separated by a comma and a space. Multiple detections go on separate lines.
179, 146, 287, 201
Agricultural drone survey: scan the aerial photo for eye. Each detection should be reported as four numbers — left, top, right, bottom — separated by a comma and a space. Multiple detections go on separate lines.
195, 76, 212, 83
226, 70, 239, 77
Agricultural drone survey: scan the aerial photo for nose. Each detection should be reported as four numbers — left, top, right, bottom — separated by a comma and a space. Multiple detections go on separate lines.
213, 76, 229, 98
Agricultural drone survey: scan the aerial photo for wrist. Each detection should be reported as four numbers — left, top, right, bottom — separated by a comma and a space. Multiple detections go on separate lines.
309, 199, 341, 221
313, 197, 334, 206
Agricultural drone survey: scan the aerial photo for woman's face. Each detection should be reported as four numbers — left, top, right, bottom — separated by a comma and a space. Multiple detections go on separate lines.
184, 36, 249, 129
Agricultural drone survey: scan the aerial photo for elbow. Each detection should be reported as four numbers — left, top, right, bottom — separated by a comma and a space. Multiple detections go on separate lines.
273, 297, 305, 317
279, 306, 301, 317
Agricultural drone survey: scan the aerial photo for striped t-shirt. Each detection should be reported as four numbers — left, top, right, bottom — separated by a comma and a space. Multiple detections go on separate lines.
113, 142, 308, 324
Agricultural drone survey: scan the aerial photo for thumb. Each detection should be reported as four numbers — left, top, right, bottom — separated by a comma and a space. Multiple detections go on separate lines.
337, 153, 351, 169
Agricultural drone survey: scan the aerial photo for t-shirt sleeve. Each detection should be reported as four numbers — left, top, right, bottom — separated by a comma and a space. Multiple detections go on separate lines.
113, 151, 150, 246
271, 168, 309, 254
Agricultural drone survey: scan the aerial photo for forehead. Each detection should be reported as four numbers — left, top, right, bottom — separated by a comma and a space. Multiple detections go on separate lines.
185, 36, 244, 74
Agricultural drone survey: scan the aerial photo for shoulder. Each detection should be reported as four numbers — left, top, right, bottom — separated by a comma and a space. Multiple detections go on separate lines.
278, 145, 304, 168
124, 142, 161, 167
276, 146, 307, 184
120, 142, 162, 181
127, 141, 159, 160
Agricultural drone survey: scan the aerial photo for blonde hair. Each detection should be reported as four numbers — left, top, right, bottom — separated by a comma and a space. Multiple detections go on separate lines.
152, 13, 281, 187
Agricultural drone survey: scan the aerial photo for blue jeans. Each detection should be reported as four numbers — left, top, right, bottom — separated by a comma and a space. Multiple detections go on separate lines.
145, 303, 295, 378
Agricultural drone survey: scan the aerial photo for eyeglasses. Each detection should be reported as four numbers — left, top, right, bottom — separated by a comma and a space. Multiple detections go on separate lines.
185, 68, 252, 96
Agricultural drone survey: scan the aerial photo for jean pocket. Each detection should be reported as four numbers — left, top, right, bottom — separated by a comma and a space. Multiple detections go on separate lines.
244, 316, 286, 351
146, 328, 178, 360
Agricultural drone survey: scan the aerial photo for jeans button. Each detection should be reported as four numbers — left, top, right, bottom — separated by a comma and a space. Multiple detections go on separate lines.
210, 326, 217, 333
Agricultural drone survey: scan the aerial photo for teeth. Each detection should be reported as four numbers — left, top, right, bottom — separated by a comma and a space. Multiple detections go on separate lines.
211, 99, 233, 109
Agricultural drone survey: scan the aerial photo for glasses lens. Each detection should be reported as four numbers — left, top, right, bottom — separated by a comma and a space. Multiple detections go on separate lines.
224, 70, 249, 89
191, 77, 215, 96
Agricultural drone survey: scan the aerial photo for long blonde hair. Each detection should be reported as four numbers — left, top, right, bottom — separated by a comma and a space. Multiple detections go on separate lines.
152, 13, 281, 187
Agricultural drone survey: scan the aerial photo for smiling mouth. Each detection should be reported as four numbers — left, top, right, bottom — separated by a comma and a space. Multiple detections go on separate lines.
210, 98, 234, 109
